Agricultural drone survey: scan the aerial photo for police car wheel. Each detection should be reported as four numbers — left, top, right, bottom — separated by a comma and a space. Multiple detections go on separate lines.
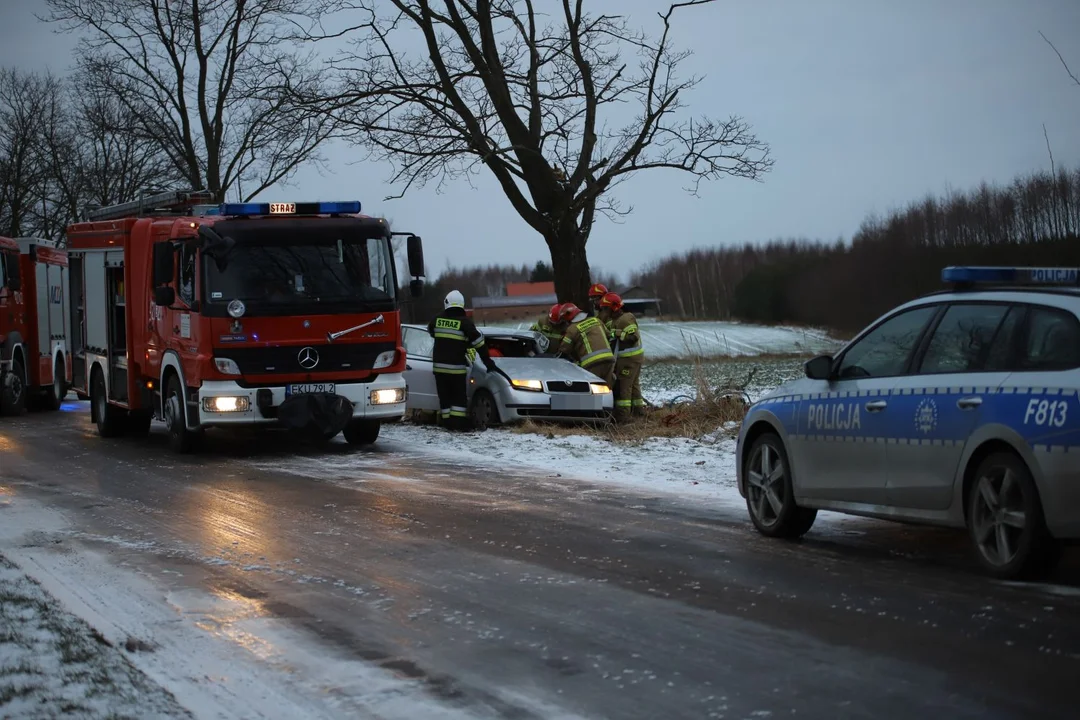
744, 433, 817, 539
967, 452, 1057, 580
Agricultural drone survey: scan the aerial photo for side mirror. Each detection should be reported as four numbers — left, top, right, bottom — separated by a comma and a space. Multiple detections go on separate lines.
153, 286, 175, 307
152, 242, 175, 286
409, 278, 424, 298
407, 235, 424, 279
804, 354, 834, 381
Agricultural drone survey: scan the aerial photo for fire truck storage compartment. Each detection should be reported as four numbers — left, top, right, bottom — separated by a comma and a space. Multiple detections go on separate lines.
34, 258, 71, 383
68, 254, 85, 386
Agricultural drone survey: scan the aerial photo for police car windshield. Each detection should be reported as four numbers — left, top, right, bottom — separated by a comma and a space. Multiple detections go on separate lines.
203, 227, 394, 311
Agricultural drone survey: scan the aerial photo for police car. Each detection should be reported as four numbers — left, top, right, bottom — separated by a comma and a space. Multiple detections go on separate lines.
735, 266, 1080, 579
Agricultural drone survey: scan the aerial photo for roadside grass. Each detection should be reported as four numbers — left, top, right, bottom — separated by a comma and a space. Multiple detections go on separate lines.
0, 554, 191, 719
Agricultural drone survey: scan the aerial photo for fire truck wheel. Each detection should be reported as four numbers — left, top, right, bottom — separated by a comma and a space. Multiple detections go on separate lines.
1, 356, 27, 416
164, 376, 196, 454
343, 419, 380, 446
40, 357, 66, 412
91, 369, 125, 438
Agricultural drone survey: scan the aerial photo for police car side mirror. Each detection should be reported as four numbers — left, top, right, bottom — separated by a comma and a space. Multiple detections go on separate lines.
805, 354, 833, 381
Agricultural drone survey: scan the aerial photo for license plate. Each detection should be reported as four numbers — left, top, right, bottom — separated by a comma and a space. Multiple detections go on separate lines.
550, 394, 601, 411
286, 383, 335, 396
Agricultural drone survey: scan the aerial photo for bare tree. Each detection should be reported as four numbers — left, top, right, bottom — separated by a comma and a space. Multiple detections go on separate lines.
1040, 31, 1080, 89
304, 0, 772, 305
43, 0, 341, 201
0, 69, 60, 237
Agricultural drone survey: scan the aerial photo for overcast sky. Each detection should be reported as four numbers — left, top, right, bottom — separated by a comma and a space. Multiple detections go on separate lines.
3, 0, 1079, 281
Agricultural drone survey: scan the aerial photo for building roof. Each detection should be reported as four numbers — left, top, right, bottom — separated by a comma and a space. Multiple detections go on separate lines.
506, 281, 555, 297
472, 293, 558, 309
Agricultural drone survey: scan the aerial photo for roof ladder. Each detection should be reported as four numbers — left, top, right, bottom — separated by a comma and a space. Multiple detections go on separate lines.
84, 189, 217, 222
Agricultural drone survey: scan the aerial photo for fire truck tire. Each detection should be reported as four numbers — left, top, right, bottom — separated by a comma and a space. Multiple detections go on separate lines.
343, 419, 380, 446
1, 356, 28, 416
164, 376, 196, 454
40, 356, 66, 412
91, 369, 125, 438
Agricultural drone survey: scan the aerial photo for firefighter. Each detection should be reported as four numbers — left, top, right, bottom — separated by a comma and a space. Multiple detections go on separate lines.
598, 292, 645, 421
555, 302, 615, 386
587, 283, 609, 315
428, 290, 501, 430
530, 303, 566, 354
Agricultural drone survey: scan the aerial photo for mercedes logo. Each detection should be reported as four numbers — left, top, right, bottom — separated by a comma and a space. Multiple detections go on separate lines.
297, 346, 320, 370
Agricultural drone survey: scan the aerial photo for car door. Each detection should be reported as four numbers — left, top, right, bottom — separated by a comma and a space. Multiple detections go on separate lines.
792, 304, 939, 504
886, 302, 1019, 510
402, 326, 439, 411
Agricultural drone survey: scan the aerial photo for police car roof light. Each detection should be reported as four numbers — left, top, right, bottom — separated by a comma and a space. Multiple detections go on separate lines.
941, 266, 1080, 286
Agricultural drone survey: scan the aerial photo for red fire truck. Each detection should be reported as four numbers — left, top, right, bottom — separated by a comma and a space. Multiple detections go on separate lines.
65, 190, 425, 453
0, 235, 72, 415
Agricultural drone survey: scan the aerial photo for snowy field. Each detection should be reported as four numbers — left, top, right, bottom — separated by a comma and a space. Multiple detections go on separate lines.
502, 318, 842, 359
0, 555, 189, 719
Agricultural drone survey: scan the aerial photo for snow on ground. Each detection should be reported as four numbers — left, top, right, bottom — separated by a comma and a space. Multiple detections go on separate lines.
503, 319, 841, 359
253, 421, 749, 510
0, 553, 189, 719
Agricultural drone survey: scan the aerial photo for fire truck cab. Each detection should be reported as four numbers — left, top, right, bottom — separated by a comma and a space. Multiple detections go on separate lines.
65, 190, 425, 453
0, 235, 72, 415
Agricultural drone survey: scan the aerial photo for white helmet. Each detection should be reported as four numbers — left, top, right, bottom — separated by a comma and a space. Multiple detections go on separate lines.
444, 290, 465, 309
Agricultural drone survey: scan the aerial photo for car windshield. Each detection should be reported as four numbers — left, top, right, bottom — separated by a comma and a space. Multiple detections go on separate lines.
203, 222, 394, 312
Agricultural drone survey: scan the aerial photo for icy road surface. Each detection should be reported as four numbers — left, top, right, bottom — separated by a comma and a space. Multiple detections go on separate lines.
2, 403, 1079, 719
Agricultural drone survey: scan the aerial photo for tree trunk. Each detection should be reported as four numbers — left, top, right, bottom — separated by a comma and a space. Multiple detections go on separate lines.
546, 226, 592, 308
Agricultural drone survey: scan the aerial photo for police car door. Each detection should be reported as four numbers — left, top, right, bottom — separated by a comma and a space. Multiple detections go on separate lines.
794, 305, 939, 504
886, 302, 1018, 510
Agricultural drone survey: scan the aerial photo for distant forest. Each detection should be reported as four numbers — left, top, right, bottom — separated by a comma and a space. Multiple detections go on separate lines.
414, 165, 1080, 333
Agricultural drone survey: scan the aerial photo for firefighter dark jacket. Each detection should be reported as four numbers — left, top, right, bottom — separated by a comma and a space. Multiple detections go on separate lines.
427, 308, 496, 374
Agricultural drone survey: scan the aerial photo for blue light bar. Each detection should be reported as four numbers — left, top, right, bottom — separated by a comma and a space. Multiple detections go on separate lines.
942, 266, 1080, 286
315, 201, 362, 214
216, 201, 362, 216
219, 202, 270, 216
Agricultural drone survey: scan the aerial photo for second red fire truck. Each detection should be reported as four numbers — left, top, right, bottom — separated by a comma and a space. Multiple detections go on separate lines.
1, 235, 72, 415
65, 190, 425, 452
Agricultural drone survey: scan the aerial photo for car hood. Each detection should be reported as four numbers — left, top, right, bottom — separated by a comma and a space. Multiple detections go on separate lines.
490, 357, 602, 383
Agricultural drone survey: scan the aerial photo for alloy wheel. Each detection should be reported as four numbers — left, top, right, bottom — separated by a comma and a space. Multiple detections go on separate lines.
971, 467, 1028, 568
747, 442, 787, 528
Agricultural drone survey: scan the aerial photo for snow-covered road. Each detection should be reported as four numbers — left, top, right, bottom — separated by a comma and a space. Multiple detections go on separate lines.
2, 404, 1079, 719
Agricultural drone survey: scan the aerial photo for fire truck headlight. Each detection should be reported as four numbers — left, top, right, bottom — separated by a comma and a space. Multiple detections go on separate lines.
372, 350, 397, 369
214, 357, 241, 375
370, 388, 406, 405
202, 396, 250, 413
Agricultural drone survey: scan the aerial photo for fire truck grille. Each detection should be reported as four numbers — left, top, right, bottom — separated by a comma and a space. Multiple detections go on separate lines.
220, 341, 397, 375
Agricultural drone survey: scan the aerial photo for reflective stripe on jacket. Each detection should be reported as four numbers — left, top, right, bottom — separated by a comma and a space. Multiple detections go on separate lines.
561, 316, 614, 368
613, 311, 644, 359
428, 310, 486, 374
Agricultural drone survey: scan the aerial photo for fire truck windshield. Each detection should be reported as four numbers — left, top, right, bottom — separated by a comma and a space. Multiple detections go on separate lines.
202, 226, 395, 315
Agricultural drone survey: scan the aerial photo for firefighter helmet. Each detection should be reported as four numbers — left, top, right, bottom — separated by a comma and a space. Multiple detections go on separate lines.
559, 302, 583, 322
588, 283, 608, 299
547, 303, 562, 324
598, 292, 623, 312
444, 290, 465, 309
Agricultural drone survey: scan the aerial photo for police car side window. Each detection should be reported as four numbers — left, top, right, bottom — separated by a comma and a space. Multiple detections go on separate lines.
918, 304, 1011, 374
1019, 307, 1080, 371
836, 305, 937, 379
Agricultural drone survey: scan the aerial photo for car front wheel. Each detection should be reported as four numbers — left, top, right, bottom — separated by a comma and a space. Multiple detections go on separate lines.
967, 451, 1059, 580
469, 390, 498, 431
744, 433, 817, 538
